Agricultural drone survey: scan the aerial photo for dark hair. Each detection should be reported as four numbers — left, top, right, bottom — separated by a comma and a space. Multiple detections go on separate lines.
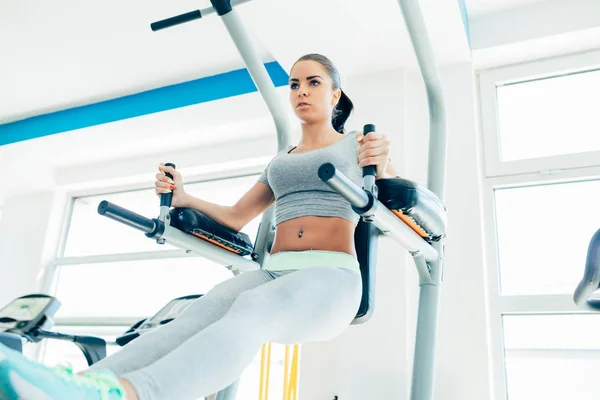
293, 53, 354, 134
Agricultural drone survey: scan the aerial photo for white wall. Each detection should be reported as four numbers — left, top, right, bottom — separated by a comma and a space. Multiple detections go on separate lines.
0, 64, 494, 400
0, 192, 68, 306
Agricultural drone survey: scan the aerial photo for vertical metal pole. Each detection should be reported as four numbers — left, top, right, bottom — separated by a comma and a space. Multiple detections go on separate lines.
219, 10, 291, 152
218, 6, 292, 268
210, 3, 292, 398
395, 0, 448, 399
411, 251, 444, 400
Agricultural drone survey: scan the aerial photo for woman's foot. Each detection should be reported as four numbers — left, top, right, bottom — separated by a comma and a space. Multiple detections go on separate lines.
0, 343, 126, 399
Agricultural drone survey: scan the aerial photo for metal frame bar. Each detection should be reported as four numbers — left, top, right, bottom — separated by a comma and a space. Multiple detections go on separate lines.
219, 11, 291, 152
396, 1, 447, 399
54, 250, 200, 266
97, 200, 261, 274
159, 225, 260, 273
218, 6, 291, 269
319, 164, 438, 266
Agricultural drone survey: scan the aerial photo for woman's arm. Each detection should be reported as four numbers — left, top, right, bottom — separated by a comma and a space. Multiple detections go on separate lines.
157, 164, 275, 232
180, 182, 274, 232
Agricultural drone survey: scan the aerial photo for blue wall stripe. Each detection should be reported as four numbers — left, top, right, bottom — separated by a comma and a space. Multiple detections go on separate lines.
0, 61, 289, 147
457, 0, 471, 49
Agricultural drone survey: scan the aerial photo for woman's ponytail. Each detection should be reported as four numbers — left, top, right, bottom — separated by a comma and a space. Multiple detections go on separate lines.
332, 89, 354, 134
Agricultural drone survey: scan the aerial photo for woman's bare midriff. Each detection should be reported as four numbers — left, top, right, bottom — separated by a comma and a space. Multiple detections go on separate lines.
270, 216, 357, 257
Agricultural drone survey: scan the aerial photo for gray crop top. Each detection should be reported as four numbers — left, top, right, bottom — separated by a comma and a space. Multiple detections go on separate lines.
258, 132, 363, 226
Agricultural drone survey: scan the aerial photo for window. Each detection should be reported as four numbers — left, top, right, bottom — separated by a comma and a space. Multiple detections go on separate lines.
63, 175, 262, 257
495, 69, 600, 162
42, 172, 291, 399
54, 258, 233, 318
479, 50, 600, 400
494, 179, 600, 296
479, 50, 600, 177
503, 315, 600, 400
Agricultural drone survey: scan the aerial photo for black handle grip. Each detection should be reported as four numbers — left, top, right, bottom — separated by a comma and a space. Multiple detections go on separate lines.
362, 124, 377, 178
98, 201, 156, 234
151, 10, 202, 32
161, 163, 176, 208
318, 162, 335, 182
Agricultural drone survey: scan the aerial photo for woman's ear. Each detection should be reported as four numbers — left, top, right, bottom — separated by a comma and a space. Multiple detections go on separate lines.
331, 88, 342, 107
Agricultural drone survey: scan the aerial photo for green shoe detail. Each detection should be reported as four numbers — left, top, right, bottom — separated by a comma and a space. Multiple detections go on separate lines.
51, 364, 126, 400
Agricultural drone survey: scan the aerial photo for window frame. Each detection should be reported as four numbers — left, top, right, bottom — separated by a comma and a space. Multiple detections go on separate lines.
479, 52, 600, 400
478, 49, 600, 178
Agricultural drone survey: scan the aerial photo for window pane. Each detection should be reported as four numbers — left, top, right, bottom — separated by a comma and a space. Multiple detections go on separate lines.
54, 258, 233, 318
496, 69, 600, 161
64, 174, 261, 257
494, 179, 600, 295
503, 315, 600, 400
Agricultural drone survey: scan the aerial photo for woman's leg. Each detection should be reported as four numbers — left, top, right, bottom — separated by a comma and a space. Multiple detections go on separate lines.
0, 269, 279, 400
122, 265, 362, 400
86, 269, 284, 376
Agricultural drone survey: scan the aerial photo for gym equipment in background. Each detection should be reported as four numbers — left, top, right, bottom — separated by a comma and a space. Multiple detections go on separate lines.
115, 294, 202, 346
0, 294, 235, 400
573, 228, 600, 310
0, 294, 208, 363
0, 294, 106, 365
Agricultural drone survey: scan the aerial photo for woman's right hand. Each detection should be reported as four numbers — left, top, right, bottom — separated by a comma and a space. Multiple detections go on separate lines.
156, 163, 188, 208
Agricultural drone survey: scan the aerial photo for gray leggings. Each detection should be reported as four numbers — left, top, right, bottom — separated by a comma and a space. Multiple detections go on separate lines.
88, 264, 362, 400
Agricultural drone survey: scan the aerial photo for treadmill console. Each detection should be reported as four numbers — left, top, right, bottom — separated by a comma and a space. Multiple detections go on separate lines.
0, 294, 61, 334
116, 294, 202, 346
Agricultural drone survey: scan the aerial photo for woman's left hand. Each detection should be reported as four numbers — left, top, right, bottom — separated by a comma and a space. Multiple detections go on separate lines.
356, 130, 391, 179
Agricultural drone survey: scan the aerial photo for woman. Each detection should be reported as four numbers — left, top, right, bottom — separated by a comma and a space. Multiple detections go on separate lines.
0, 53, 397, 400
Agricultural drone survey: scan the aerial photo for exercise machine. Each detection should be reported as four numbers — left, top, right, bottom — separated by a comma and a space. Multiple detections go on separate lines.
0, 294, 237, 400
116, 294, 202, 346
0, 294, 203, 363
0, 294, 226, 400
97, 0, 448, 399
573, 228, 600, 310
0, 294, 106, 365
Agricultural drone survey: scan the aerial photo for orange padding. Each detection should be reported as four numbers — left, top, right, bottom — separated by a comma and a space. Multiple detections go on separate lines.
192, 232, 241, 254
391, 209, 429, 238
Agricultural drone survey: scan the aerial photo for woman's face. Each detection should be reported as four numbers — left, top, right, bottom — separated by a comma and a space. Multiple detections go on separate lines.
289, 60, 341, 125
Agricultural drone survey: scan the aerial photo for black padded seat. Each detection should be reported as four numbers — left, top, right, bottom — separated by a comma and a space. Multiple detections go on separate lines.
352, 219, 379, 324
351, 177, 447, 324
169, 208, 255, 257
